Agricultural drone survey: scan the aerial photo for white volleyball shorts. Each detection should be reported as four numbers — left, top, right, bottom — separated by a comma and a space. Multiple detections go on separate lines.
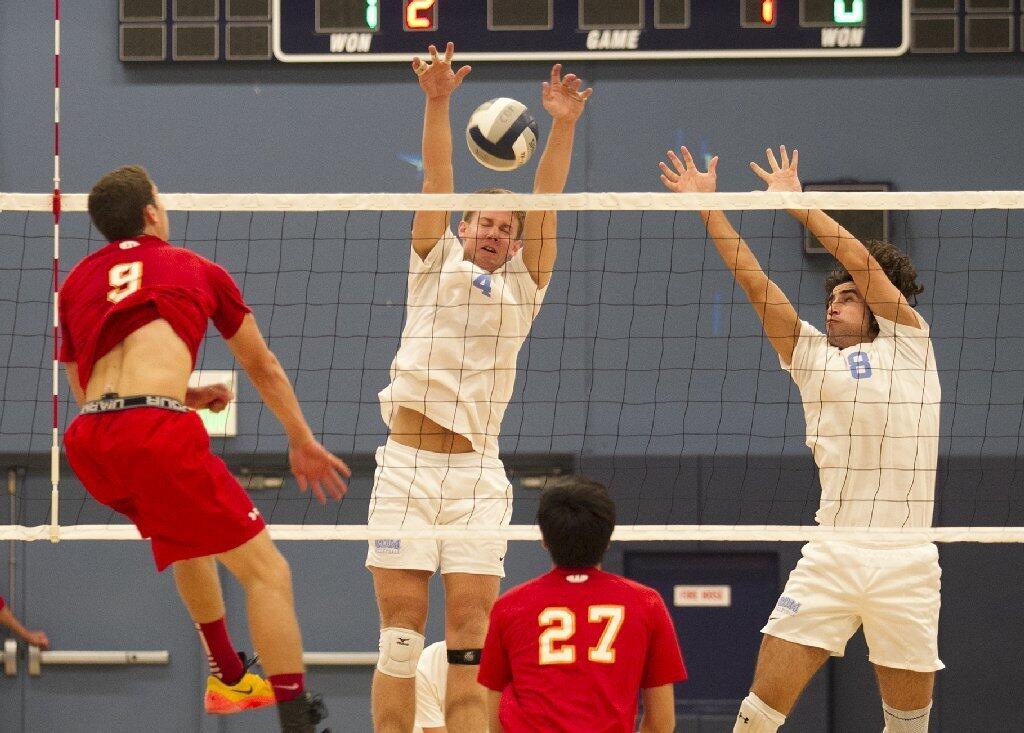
365, 440, 513, 577
762, 541, 943, 672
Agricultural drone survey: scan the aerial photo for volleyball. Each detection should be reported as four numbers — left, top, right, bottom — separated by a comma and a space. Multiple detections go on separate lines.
465, 97, 539, 171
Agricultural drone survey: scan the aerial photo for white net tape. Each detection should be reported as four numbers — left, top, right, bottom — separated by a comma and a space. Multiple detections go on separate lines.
4, 191, 1024, 212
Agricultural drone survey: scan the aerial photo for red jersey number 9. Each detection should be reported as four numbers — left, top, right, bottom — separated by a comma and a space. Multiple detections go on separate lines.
107, 262, 143, 304
538, 605, 625, 666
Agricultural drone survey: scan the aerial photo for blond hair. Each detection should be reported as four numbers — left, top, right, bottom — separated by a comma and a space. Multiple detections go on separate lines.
461, 188, 526, 239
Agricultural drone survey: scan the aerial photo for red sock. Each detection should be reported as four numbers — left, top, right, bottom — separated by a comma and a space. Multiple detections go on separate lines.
269, 673, 305, 703
196, 619, 245, 685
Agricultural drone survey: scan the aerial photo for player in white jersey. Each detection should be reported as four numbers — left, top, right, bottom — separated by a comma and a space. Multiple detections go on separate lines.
414, 641, 450, 733
367, 42, 592, 733
660, 146, 940, 733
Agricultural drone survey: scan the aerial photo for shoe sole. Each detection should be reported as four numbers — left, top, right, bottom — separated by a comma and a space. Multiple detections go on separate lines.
205, 693, 276, 715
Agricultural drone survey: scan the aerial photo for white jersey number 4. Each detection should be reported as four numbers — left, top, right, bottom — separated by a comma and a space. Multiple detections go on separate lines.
538, 605, 625, 665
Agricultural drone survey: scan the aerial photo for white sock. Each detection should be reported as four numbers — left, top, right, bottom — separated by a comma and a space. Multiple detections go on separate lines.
734, 693, 787, 732
882, 701, 932, 733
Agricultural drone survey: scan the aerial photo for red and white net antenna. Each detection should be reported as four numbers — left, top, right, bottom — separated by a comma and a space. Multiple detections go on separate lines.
50, 0, 61, 541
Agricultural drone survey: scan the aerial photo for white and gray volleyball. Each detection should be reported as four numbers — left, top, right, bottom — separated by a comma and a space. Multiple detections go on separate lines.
466, 97, 539, 172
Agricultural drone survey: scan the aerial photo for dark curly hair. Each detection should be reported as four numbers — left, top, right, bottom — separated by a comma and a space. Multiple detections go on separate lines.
824, 239, 924, 335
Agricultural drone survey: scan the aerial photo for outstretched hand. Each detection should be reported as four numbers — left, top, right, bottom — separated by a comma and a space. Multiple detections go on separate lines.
24, 630, 49, 650
412, 42, 471, 100
289, 439, 351, 505
750, 146, 801, 192
542, 64, 593, 123
659, 146, 719, 194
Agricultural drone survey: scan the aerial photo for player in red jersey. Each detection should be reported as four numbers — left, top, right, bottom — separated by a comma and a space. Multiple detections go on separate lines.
478, 477, 686, 733
59, 165, 349, 733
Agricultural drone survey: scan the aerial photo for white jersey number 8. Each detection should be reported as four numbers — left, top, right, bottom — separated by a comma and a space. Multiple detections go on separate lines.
538, 605, 625, 666
107, 262, 142, 304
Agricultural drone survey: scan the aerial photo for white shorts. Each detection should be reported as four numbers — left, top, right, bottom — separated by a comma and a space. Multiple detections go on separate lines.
365, 440, 513, 577
762, 541, 943, 673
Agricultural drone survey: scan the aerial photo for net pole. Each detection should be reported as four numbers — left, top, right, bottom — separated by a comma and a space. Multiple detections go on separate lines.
49, 0, 62, 543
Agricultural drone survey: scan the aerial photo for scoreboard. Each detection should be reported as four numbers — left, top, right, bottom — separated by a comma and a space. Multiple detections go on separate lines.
273, 0, 909, 62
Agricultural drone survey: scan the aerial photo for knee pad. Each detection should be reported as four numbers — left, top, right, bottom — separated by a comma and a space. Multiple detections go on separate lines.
376, 627, 424, 679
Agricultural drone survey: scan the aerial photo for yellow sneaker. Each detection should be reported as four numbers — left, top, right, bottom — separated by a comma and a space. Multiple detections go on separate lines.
204, 671, 276, 715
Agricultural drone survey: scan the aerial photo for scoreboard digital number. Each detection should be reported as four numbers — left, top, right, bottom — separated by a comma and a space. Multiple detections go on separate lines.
273, 0, 909, 62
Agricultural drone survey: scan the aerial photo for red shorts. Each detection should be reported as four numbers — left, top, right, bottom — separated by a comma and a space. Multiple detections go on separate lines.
65, 406, 265, 571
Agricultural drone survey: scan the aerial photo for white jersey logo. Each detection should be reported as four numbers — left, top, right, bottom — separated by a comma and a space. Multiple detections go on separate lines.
118, 240, 140, 250
566, 574, 589, 584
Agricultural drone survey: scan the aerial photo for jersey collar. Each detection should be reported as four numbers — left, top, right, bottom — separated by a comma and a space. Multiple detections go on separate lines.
111, 234, 169, 250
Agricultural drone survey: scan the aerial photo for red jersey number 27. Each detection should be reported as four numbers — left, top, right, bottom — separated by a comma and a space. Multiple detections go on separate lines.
538, 605, 625, 665
107, 262, 142, 304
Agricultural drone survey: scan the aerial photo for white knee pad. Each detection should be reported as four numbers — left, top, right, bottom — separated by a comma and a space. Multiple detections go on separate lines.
882, 702, 931, 733
376, 627, 424, 679
735, 693, 786, 732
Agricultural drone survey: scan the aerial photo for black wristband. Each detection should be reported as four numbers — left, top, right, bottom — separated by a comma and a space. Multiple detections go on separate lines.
447, 648, 482, 665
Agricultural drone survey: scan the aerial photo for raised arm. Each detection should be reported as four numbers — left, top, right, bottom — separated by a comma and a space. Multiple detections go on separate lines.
226, 315, 351, 504
751, 146, 921, 329
660, 147, 801, 364
410, 42, 471, 260
520, 65, 592, 289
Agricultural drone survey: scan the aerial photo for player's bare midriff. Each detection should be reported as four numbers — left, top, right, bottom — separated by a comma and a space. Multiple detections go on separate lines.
85, 319, 192, 402
389, 406, 474, 454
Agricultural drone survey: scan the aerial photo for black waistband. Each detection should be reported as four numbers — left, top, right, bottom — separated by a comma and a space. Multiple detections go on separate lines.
81, 395, 188, 414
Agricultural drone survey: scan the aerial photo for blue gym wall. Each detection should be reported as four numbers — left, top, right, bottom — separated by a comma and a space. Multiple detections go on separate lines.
3, 2, 1024, 732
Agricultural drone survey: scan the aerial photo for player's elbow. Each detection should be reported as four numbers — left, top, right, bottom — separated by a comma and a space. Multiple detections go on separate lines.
243, 350, 285, 389
421, 170, 454, 193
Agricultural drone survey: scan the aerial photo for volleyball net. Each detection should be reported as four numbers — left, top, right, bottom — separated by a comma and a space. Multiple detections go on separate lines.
1, 191, 1023, 543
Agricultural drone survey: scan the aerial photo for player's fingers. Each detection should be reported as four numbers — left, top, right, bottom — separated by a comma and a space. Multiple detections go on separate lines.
791, 148, 799, 170
659, 173, 679, 191
326, 469, 347, 499
709, 156, 719, 174
428, 44, 439, 62
666, 149, 686, 175
550, 63, 561, 86
766, 147, 780, 171
412, 57, 427, 76
311, 481, 327, 505
658, 161, 678, 182
296, 473, 308, 492
454, 64, 471, 81
750, 161, 771, 181
444, 41, 454, 61
780, 145, 790, 168
679, 146, 697, 169
331, 454, 352, 477
579, 87, 594, 101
